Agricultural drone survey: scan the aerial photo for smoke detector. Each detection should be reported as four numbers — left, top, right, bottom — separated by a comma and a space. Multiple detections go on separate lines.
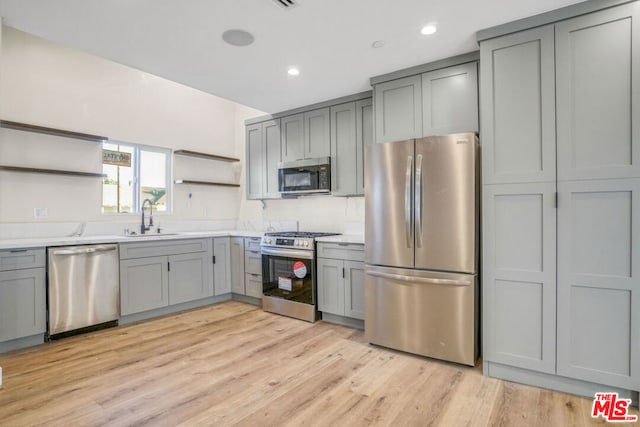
272, 0, 297, 9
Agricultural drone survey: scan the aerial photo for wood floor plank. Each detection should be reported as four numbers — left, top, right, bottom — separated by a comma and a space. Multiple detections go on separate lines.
0, 301, 627, 427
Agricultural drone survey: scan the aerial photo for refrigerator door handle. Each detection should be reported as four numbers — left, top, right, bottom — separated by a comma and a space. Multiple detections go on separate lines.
366, 270, 472, 286
405, 155, 413, 248
415, 154, 423, 248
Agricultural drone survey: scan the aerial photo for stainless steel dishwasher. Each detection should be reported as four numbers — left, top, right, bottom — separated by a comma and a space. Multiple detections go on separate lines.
47, 244, 120, 338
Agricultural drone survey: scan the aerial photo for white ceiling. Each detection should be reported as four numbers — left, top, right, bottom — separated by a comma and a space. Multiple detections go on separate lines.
0, 0, 581, 113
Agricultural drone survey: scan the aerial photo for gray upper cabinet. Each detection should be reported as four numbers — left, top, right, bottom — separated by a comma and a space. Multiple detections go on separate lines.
422, 62, 478, 136
246, 123, 264, 199
281, 113, 305, 162
330, 102, 357, 196
263, 120, 282, 198
555, 3, 640, 182
304, 108, 331, 159
374, 75, 422, 143
230, 237, 245, 295
356, 98, 373, 194
213, 237, 231, 296
480, 25, 556, 185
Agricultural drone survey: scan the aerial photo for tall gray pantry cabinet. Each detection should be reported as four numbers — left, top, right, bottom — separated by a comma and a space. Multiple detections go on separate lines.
480, 1, 639, 397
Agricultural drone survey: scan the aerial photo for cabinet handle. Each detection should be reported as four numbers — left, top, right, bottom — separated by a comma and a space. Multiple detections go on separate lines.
342, 267, 345, 278
168, 261, 171, 272
9, 249, 28, 253
213, 255, 216, 264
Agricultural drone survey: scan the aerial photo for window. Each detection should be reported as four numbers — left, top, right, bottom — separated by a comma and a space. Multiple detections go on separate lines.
102, 142, 171, 214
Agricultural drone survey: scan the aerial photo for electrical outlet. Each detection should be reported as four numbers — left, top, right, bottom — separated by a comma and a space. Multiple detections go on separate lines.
34, 207, 48, 218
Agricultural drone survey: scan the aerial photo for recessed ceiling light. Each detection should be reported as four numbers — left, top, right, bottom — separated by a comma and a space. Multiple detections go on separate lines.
222, 29, 255, 47
372, 40, 386, 49
421, 24, 438, 35
287, 67, 300, 76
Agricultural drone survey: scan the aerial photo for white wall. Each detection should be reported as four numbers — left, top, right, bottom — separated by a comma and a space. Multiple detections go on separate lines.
0, 26, 263, 224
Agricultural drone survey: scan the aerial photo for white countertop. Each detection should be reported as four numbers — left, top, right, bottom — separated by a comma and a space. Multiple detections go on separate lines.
315, 234, 365, 245
0, 230, 264, 250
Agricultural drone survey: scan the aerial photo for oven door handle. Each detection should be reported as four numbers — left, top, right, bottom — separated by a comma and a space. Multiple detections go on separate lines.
261, 247, 314, 260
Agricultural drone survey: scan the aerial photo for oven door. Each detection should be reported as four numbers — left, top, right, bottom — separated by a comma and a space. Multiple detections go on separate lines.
262, 247, 315, 305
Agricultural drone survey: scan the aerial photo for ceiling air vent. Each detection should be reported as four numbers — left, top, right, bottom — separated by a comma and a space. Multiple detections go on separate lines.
272, 0, 297, 9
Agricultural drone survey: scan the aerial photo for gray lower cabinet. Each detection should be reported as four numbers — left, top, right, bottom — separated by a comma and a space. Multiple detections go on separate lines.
244, 237, 263, 299
230, 237, 245, 294
120, 239, 213, 316
0, 264, 46, 343
245, 273, 263, 299
330, 98, 373, 196
316, 243, 365, 321
213, 237, 231, 296
246, 119, 282, 200
374, 74, 422, 143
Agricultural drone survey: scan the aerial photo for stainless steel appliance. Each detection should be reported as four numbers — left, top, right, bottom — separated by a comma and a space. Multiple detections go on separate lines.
261, 231, 339, 322
364, 133, 479, 366
278, 157, 331, 195
47, 244, 120, 338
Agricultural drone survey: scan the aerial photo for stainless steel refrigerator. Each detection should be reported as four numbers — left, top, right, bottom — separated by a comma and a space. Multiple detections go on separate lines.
364, 133, 479, 366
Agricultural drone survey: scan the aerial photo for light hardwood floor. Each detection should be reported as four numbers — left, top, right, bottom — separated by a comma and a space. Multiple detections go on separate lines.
0, 301, 636, 426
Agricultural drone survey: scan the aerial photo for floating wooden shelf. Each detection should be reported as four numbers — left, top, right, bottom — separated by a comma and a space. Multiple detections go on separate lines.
173, 149, 240, 163
0, 165, 107, 178
0, 120, 107, 143
174, 179, 240, 188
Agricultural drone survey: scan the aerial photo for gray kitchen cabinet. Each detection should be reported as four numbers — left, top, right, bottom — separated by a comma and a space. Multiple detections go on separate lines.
304, 108, 331, 159
556, 179, 640, 390
480, 25, 556, 185
374, 74, 422, 143
482, 183, 557, 374
263, 120, 282, 198
422, 62, 478, 136
120, 239, 213, 315
245, 273, 263, 299
356, 98, 373, 194
555, 4, 640, 182
213, 237, 231, 296
244, 237, 262, 299
246, 120, 282, 200
120, 256, 169, 315
230, 237, 245, 295
168, 252, 212, 305
330, 99, 373, 196
0, 267, 46, 343
316, 243, 365, 321
246, 123, 263, 200
281, 113, 304, 162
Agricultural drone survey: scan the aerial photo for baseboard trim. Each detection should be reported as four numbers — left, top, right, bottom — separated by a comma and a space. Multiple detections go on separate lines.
0, 334, 45, 354
320, 313, 364, 330
119, 294, 232, 325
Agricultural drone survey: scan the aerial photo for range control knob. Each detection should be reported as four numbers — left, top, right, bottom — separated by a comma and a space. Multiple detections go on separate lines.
303, 241, 309, 247
294, 240, 300, 246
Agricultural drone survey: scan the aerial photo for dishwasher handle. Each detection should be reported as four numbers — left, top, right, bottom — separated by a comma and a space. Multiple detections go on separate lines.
51, 245, 117, 256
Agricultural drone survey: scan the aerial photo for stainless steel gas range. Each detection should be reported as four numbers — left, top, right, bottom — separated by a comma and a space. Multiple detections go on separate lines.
261, 231, 340, 322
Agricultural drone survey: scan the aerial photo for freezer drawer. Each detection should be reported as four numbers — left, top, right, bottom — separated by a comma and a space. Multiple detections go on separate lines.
365, 265, 478, 366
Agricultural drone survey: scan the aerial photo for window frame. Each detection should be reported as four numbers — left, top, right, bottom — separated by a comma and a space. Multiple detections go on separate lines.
101, 140, 173, 215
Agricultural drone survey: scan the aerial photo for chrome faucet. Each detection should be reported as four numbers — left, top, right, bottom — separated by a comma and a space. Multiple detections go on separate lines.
141, 198, 154, 234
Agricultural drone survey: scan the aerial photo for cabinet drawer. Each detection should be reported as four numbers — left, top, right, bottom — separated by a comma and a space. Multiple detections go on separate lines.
245, 273, 263, 299
0, 248, 46, 271
317, 243, 364, 262
245, 250, 262, 275
245, 237, 262, 252
120, 238, 212, 259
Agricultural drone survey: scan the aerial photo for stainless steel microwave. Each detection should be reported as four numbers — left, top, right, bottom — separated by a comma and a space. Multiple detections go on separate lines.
278, 157, 331, 195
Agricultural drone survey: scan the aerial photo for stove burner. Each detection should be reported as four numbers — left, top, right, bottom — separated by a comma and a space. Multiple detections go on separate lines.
264, 231, 340, 238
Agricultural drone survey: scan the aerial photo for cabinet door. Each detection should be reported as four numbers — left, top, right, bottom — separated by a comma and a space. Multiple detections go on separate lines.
422, 62, 478, 136
120, 256, 169, 315
374, 75, 422, 143
213, 237, 231, 296
356, 98, 373, 195
317, 258, 344, 316
557, 179, 640, 390
330, 102, 357, 196
304, 108, 331, 159
246, 123, 264, 199
244, 249, 262, 275
263, 119, 282, 199
230, 237, 245, 295
480, 25, 556, 185
344, 261, 365, 320
168, 252, 211, 305
556, 4, 640, 181
281, 113, 304, 162
0, 268, 45, 342
482, 183, 557, 373
245, 273, 263, 299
